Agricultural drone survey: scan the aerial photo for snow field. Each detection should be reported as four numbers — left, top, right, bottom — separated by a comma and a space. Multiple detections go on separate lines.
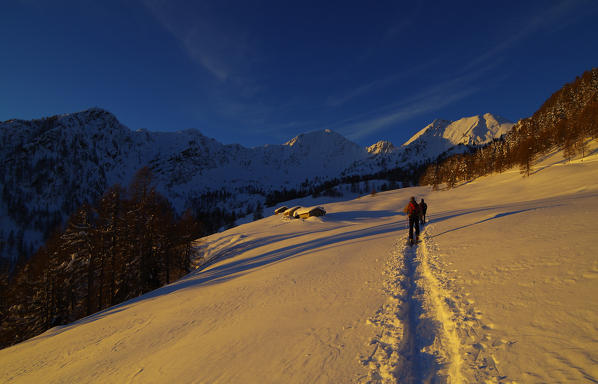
362, 227, 498, 383
418, 228, 503, 383
1, 196, 406, 383
0, 141, 597, 383
417, 231, 465, 382
413, 142, 598, 382
361, 141, 598, 383
425, 193, 598, 382
360, 239, 408, 383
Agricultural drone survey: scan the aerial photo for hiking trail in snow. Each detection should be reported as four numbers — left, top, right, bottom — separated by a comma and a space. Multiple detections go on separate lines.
2, 142, 597, 383
361, 224, 511, 383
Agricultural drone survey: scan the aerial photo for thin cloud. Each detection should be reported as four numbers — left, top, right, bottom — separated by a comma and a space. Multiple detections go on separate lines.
342, 87, 477, 141
325, 1, 588, 142
464, 0, 592, 72
344, 0, 595, 141
140, 0, 254, 82
330, 64, 496, 140
140, 0, 280, 135
326, 79, 385, 107
326, 60, 439, 107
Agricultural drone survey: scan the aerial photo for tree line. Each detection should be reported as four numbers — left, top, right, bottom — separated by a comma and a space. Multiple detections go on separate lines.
420, 69, 598, 188
0, 167, 202, 349
264, 167, 417, 209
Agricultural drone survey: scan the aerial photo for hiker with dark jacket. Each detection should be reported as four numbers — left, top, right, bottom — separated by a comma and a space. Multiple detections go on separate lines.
403, 196, 421, 245
420, 198, 428, 225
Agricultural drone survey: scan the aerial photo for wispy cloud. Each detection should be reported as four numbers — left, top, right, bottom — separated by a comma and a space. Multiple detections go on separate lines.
140, 0, 280, 133
342, 87, 477, 141
326, 60, 438, 107
464, 0, 593, 72
326, 78, 387, 108
329, 65, 497, 141
329, 0, 594, 142
325, 2, 428, 108
140, 0, 255, 82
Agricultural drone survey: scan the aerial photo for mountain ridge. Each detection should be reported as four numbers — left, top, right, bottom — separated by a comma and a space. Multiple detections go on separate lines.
0, 109, 512, 262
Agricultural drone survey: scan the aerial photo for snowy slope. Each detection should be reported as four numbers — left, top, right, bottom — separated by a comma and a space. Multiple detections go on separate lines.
1, 140, 596, 383
0, 109, 511, 261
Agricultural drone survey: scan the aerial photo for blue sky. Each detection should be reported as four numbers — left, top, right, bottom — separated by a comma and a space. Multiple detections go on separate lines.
1, 0, 597, 147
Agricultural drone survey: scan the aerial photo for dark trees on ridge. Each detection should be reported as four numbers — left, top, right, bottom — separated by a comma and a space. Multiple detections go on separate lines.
420, 69, 598, 188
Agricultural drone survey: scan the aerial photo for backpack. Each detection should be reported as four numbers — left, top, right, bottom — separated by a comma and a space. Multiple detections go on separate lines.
407, 202, 418, 216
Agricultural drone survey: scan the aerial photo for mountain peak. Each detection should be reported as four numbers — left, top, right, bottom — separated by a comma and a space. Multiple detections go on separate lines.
284, 129, 347, 147
443, 113, 513, 145
392, 113, 515, 163
403, 119, 451, 146
65, 107, 119, 121
403, 113, 513, 148
367, 140, 396, 154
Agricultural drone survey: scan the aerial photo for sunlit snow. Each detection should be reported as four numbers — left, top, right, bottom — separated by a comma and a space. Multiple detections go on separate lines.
1, 141, 596, 383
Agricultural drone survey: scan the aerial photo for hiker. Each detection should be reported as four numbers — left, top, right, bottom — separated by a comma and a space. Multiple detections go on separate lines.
419, 198, 427, 225
403, 196, 421, 245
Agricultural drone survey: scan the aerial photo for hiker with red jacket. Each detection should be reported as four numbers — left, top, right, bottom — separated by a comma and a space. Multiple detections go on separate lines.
403, 196, 421, 245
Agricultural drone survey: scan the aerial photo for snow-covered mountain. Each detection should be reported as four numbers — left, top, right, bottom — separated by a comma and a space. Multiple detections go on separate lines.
342, 113, 514, 176
402, 113, 514, 159
367, 140, 396, 154
0, 109, 512, 261
2, 140, 596, 383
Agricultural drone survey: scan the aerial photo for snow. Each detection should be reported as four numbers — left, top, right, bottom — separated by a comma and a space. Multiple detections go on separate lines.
2, 141, 596, 383
402, 118, 451, 147
344, 113, 514, 177
367, 141, 396, 155
0, 109, 514, 261
400, 114, 513, 163
293, 206, 326, 218
402, 114, 512, 148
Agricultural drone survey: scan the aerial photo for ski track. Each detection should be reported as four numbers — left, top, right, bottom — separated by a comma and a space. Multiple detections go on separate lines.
361, 223, 509, 383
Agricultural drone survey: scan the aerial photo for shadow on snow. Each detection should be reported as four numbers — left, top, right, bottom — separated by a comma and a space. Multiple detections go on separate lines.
39, 218, 405, 337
